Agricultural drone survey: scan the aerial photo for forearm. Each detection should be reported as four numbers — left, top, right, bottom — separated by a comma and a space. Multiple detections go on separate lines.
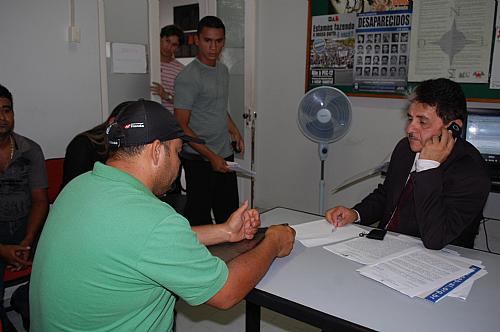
193, 224, 231, 246
206, 236, 279, 309
175, 109, 219, 160
24, 199, 49, 244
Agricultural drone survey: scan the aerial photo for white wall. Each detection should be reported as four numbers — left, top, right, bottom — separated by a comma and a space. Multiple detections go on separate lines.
254, 0, 405, 213
0, 0, 102, 158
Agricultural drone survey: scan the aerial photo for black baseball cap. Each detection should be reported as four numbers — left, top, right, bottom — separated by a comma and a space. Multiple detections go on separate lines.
106, 99, 204, 148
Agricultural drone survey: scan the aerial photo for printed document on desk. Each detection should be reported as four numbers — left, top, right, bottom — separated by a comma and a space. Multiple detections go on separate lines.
357, 247, 475, 298
292, 219, 364, 247
415, 254, 487, 302
323, 234, 420, 265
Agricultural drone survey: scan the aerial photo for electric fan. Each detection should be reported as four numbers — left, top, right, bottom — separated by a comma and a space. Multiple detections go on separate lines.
297, 86, 352, 214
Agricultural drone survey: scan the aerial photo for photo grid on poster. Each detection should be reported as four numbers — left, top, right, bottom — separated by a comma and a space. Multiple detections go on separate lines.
353, 10, 412, 93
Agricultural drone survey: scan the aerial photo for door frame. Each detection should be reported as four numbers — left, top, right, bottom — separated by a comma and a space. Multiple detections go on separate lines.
148, 0, 256, 205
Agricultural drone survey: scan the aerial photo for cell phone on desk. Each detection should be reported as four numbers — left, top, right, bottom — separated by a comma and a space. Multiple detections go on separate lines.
366, 228, 387, 240
447, 122, 462, 139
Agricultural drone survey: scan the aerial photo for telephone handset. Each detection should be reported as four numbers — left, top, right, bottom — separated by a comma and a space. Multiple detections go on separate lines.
447, 122, 462, 139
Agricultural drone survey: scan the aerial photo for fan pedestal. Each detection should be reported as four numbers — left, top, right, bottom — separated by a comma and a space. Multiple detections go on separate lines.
319, 143, 328, 215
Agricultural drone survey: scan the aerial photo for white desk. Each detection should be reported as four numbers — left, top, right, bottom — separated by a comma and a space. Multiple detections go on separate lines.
245, 207, 500, 332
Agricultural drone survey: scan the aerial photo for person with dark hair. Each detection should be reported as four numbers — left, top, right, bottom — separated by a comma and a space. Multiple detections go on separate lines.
30, 100, 295, 331
325, 78, 490, 250
150, 24, 184, 112
0, 84, 49, 330
174, 16, 243, 226
399, 66, 407, 77
390, 66, 397, 76
62, 101, 132, 187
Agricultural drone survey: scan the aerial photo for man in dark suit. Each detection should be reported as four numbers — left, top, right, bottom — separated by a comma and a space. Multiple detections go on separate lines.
325, 78, 490, 250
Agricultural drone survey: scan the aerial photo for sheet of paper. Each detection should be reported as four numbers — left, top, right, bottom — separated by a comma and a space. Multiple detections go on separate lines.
357, 247, 473, 298
226, 162, 256, 177
291, 220, 364, 247
447, 269, 487, 300
323, 234, 420, 265
413, 252, 485, 302
418, 267, 487, 302
420, 265, 485, 303
408, 0, 495, 82
112, 43, 147, 74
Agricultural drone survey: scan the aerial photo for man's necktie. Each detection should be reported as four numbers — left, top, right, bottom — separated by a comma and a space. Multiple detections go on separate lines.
386, 174, 414, 232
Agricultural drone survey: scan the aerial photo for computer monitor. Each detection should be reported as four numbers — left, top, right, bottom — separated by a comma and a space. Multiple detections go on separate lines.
465, 108, 500, 192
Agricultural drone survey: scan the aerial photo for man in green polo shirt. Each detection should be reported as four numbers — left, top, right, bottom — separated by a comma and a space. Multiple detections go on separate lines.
30, 100, 295, 331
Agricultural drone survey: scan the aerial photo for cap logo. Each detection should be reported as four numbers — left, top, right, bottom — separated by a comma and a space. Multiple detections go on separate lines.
124, 122, 144, 129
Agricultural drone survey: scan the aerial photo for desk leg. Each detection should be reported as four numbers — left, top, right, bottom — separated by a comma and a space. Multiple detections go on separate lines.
245, 300, 261, 332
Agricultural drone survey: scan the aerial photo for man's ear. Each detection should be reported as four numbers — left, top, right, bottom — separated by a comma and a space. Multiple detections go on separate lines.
151, 140, 162, 167
194, 34, 199, 47
446, 119, 463, 128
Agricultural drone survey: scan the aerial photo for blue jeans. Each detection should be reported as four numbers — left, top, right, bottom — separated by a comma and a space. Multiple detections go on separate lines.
0, 219, 27, 326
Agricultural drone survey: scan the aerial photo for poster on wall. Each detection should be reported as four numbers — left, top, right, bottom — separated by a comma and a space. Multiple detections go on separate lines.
489, 1, 500, 89
326, 0, 411, 14
309, 14, 356, 89
353, 10, 412, 93
408, 0, 495, 83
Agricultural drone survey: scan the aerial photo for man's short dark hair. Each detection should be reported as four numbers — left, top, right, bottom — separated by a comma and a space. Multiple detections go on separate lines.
160, 24, 184, 40
409, 78, 466, 123
108, 144, 147, 160
108, 140, 171, 161
0, 84, 13, 106
197, 16, 225, 35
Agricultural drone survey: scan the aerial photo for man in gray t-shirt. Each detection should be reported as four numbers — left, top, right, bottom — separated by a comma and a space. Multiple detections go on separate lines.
174, 16, 243, 226
0, 84, 49, 329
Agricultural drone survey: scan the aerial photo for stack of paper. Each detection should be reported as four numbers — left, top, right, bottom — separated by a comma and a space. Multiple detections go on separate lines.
357, 247, 487, 303
322, 234, 487, 302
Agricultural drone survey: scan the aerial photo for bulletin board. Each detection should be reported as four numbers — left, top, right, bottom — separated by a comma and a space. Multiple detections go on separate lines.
306, 0, 500, 102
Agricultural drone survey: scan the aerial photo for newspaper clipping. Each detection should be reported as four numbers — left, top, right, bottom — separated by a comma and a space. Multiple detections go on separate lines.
327, 0, 411, 14
309, 14, 356, 89
408, 0, 495, 83
353, 10, 412, 93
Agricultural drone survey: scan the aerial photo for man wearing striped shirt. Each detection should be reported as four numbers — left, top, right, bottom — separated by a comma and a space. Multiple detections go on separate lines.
151, 25, 185, 113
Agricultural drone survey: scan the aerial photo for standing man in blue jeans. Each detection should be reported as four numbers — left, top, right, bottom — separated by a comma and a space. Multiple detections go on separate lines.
174, 16, 243, 226
0, 84, 49, 330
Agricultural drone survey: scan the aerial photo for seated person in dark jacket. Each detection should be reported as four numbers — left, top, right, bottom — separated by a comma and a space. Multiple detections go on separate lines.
325, 78, 490, 250
62, 102, 131, 187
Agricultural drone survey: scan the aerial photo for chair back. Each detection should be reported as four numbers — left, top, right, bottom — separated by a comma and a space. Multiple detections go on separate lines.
45, 158, 64, 204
